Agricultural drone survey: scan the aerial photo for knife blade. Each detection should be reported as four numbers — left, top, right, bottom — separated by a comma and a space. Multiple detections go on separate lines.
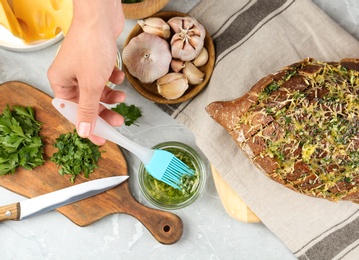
0, 175, 128, 222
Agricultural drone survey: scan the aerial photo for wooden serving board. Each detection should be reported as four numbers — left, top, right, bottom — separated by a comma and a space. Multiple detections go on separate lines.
0, 81, 183, 244
122, 0, 169, 20
211, 165, 261, 223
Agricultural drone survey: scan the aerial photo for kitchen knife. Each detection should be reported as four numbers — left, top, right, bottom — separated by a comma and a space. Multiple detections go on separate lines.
0, 175, 128, 222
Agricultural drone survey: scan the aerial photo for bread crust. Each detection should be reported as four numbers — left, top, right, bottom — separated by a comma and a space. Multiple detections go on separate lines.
206, 58, 359, 203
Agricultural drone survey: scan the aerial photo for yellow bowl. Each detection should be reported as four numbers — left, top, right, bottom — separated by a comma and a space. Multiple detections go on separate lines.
122, 11, 216, 104
122, 0, 169, 20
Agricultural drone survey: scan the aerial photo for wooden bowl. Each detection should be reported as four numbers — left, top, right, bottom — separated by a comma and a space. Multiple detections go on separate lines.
122, 11, 216, 104
122, 0, 169, 20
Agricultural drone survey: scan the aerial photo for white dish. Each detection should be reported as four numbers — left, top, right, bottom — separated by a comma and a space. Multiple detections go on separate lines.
0, 25, 63, 52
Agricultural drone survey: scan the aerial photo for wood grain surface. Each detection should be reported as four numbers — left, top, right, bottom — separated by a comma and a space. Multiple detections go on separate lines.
0, 81, 183, 244
122, 0, 169, 20
211, 165, 260, 223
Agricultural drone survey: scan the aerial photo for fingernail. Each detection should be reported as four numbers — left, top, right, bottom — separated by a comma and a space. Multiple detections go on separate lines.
78, 122, 92, 137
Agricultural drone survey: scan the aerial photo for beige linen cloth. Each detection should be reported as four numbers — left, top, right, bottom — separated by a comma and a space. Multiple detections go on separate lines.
160, 0, 359, 259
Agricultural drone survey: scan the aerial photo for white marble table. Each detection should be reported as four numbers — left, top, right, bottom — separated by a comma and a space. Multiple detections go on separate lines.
0, 1, 358, 259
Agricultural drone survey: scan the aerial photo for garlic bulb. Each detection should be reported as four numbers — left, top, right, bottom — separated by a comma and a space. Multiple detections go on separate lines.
137, 17, 171, 39
171, 59, 185, 72
122, 32, 172, 83
157, 73, 189, 100
193, 47, 209, 67
168, 16, 206, 61
182, 61, 204, 85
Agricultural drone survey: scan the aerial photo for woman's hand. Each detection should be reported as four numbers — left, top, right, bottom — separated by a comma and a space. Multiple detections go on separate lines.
47, 0, 125, 145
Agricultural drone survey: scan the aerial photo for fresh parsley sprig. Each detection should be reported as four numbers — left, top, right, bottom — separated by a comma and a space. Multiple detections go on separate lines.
111, 103, 142, 126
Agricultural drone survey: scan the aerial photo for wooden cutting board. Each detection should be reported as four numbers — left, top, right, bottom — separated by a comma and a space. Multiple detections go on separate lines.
211, 165, 260, 223
0, 81, 183, 244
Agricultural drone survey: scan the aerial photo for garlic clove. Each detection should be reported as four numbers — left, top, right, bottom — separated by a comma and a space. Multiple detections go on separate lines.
183, 41, 196, 52
188, 35, 202, 51
192, 47, 209, 67
137, 17, 171, 39
170, 34, 185, 49
183, 17, 199, 31
182, 61, 205, 85
171, 59, 185, 72
122, 32, 172, 83
157, 72, 189, 100
167, 17, 182, 33
168, 16, 206, 61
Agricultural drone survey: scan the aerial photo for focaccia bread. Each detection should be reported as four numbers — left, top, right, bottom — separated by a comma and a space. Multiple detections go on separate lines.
206, 58, 359, 203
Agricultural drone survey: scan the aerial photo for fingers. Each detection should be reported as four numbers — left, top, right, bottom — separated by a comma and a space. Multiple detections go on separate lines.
76, 79, 103, 138
100, 85, 126, 105
49, 58, 126, 143
47, 58, 79, 101
108, 66, 125, 85
83, 104, 125, 146
100, 109, 124, 126
88, 135, 106, 146
77, 84, 125, 143
76, 68, 125, 138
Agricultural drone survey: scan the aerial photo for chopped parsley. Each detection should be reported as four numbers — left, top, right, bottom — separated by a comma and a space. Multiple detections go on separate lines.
0, 105, 45, 175
51, 130, 102, 183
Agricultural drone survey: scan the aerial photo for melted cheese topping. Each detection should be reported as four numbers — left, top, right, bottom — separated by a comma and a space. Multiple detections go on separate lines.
238, 59, 359, 201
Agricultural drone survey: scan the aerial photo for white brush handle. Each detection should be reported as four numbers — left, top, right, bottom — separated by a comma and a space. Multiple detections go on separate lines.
52, 98, 154, 164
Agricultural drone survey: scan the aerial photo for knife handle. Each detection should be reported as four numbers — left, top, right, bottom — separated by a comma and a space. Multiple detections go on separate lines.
0, 203, 20, 221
